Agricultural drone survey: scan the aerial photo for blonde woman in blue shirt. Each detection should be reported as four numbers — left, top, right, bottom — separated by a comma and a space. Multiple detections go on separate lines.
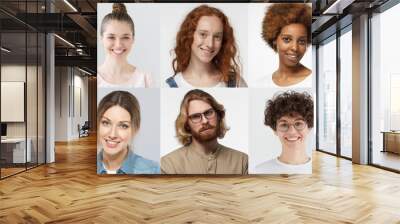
97, 91, 159, 174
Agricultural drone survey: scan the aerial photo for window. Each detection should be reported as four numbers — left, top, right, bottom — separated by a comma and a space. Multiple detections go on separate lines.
340, 28, 352, 158
317, 36, 337, 155
0, 1, 46, 179
371, 2, 400, 171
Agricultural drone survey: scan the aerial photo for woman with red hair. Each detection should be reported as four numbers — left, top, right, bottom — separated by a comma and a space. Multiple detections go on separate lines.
166, 5, 246, 88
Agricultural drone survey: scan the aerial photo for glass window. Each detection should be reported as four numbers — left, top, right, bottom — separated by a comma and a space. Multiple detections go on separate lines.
318, 36, 337, 155
0, 1, 46, 178
1, 30, 28, 178
371, 2, 400, 171
340, 28, 352, 158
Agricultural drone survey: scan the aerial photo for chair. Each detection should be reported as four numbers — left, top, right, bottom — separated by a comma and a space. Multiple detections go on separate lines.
79, 121, 90, 138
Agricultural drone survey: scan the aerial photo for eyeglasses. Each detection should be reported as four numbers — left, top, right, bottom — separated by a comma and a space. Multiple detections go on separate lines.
276, 120, 306, 132
188, 108, 216, 123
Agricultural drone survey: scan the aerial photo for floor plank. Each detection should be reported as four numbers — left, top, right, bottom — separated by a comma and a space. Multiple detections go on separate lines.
0, 135, 400, 223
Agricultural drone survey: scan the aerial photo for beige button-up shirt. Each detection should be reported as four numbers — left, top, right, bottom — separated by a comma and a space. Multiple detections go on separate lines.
161, 144, 248, 174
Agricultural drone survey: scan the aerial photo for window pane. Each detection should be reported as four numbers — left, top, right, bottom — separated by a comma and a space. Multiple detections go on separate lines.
340, 29, 352, 158
371, 3, 400, 171
1, 30, 27, 177
318, 37, 337, 154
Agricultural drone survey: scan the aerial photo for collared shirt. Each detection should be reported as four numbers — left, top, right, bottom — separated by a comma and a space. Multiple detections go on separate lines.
97, 150, 160, 174
161, 144, 248, 174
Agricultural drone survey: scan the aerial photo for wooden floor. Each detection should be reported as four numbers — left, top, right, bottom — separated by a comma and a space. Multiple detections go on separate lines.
373, 151, 400, 171
1, 163, 43, 178
1, 167, 26, 178
1, 136, 400, 223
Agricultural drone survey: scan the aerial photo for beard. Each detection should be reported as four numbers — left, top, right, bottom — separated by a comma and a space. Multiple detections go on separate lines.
191, 123, 218, 143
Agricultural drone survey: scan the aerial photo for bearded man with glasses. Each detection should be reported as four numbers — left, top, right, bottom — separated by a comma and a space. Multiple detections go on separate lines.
255, 90, 314, 174
161, 89, 248, 174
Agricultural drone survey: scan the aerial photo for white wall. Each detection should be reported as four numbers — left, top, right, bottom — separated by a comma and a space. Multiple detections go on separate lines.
0, 65, 25, 145
54, 67, 89, 141
1, 65, 36, 138
72, 73, 89, 138
55, 67, 68, 141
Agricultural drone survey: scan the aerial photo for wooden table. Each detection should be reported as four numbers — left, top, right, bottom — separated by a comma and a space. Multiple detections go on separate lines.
381, 131, 400, 154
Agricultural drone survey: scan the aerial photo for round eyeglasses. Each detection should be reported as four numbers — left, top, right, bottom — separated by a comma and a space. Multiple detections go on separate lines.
276, 120, 306, 132
188, 108, 216, 123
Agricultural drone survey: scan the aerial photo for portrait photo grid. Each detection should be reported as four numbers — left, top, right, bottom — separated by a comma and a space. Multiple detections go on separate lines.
96, 2, 315, 175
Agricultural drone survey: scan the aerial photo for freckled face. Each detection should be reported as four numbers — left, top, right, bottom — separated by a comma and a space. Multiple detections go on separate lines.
190, 16, 223, 64
102, 20, 134, 60
275, 23, 308, 68
99, 105, 136, 156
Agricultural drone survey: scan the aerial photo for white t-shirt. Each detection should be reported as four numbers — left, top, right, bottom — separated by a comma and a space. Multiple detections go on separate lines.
255, 73, 313, 89
102, 162, 118, 174
97, 68, 153, 88
170, 73, 227, 88
254, 157, 312, 174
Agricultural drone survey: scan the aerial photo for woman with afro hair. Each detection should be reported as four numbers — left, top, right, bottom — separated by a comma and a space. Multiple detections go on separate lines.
255, 91, 313, 174
165, 4, 247, 88
262, 3, 312, 88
